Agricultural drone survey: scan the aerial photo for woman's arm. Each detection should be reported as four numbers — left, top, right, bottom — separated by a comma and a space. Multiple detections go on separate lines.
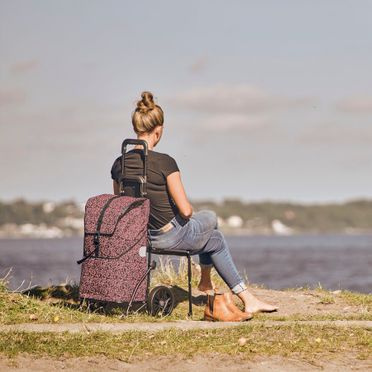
166, 171, 193, 219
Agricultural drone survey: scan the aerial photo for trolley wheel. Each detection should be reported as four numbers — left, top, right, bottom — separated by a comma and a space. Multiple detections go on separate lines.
148, 286, 175, 317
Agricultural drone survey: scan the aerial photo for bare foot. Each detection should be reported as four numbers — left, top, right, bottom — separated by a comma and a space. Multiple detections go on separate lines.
238, 289, 278, 314
245, 300, 278, 314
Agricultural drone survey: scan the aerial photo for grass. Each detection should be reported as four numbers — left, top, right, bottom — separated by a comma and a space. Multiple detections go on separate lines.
340, 291, 372, 310
0, 258, 371, 324
318, 294, 336, 305
309, 285, 372, 311
1, 261, 371, 363
0, 325, 370, 361
0, 258, 215, 324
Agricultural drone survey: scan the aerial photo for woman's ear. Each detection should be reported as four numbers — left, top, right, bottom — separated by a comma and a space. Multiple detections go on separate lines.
153, 126, 163, 146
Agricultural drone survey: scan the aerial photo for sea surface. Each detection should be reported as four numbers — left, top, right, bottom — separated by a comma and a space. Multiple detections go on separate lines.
1, 235, 371, 293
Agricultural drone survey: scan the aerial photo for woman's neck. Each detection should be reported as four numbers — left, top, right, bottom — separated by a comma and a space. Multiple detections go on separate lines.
137, 134, 155, 150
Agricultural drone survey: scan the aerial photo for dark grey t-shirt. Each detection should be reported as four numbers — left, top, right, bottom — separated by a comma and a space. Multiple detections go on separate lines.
111, 149, 180, 230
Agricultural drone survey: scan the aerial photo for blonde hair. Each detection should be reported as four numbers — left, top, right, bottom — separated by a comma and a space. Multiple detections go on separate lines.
132, 91, 164, 134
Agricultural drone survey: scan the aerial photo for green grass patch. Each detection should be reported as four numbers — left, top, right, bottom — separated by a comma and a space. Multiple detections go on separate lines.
310, 287, 372, 310
318, 294, 336, 305
340, 291, 372, 310
0, 325, 370, 361
1, 258, 371, 324
0, 258, 212, 324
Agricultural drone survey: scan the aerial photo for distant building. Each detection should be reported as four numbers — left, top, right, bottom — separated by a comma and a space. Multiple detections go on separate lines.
19, 223, 64, 238
226, 215, 243, 228
43, 202, 56, 213
271, 219, 293, 235
60, 217, 84, 230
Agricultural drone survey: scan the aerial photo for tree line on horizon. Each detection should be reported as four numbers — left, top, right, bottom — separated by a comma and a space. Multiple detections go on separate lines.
0, 198, 372, 233
0, 199, 82, 227
193, 198, 372, 233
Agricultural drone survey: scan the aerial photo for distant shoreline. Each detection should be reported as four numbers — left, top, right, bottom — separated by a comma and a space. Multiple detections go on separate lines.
2, 198, 372, 238
1, 230, 372, 240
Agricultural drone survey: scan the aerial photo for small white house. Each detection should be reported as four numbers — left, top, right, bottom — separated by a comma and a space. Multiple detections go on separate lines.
43, 202, 56, 213
271, 219, 293, 235
226, 215, 243, 228
61, 216, 84, 230
20, 223, 64, 238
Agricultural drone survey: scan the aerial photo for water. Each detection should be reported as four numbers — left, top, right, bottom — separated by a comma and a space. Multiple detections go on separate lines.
228, 235, 372, 293
0, 235, 371, 293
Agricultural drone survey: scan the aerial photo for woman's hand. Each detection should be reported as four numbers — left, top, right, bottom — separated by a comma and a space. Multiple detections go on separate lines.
166, 171, 193, 219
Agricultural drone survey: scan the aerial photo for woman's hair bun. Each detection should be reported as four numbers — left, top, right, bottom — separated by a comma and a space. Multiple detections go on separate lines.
132, 91, 164, 134
136, 91, 155, 114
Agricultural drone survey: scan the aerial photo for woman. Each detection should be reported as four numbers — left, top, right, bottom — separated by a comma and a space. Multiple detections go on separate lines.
111, 91, 278, 319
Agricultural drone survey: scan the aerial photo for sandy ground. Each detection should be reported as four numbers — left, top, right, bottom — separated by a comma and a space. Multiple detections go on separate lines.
169, 285, 370, 320
1, 353, 371, 372
229, 287, 369, 318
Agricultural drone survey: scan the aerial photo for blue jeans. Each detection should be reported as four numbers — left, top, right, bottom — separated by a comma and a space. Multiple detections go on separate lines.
148, 211, 247, 294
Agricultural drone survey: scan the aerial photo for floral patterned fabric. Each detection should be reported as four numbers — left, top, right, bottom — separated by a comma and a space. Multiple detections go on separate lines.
79, 194, 150, 303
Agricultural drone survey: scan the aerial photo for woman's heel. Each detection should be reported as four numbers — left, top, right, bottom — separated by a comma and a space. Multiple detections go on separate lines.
204, 293, 215, 321
203, 313, 215, 321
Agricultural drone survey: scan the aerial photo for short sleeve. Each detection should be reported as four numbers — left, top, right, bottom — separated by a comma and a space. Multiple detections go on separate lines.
111, 157, 121, 181
161, 154, 179, 178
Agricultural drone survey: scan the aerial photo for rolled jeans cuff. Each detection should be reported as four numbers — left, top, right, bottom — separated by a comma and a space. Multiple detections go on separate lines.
199, 263, 213, 268
231, 282, 247, 294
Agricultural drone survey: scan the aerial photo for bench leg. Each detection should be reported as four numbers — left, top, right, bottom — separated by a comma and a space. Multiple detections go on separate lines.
146, 249, 152, 300
187, 253, 192, 316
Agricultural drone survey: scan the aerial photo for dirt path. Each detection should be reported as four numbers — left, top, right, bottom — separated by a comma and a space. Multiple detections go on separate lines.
1, 353, 371, 371
226, 287, 369, 318
1, 320, 371, 333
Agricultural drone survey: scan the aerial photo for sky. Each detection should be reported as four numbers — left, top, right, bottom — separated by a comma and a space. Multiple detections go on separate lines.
1, 0, 372, 204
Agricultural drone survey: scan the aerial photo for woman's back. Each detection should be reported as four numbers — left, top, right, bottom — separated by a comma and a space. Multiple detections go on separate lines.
111, 149, 179, 229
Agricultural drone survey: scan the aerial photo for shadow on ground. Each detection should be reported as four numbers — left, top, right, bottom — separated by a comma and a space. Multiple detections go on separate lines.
22, 284, 206, 316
